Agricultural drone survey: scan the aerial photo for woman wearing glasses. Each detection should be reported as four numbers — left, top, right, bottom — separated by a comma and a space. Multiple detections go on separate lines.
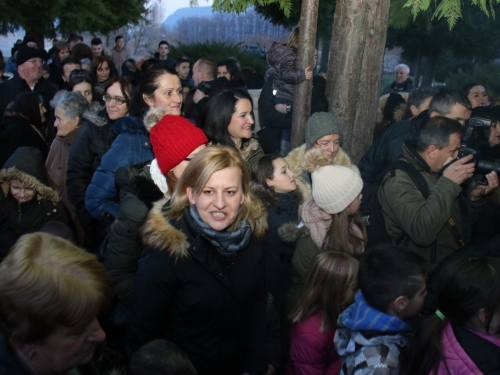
285, 112, 358, 199
67, 76, 137, 251
85, 66, 184, 244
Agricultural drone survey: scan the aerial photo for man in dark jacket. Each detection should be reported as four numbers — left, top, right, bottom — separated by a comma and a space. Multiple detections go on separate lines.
0, 46, 57, 124
154, 40, 176, 69
379, 116, 499, 266
359, 89, 472, 185
381, 64, 414, 95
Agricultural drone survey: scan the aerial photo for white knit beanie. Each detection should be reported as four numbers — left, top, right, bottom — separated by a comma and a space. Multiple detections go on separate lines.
311, 165, 362, 214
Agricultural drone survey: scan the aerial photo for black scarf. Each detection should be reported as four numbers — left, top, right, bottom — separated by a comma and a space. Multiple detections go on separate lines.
185, 205, 252, 259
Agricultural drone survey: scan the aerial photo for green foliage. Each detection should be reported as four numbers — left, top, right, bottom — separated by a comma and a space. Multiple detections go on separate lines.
403, 0, 500, 29
191, 0, 293, 17
170, 41, 269, 74
444, 64, 500, 96
0, 0, 147, 39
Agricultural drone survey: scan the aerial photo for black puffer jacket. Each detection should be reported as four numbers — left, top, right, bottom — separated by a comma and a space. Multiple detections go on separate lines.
251, 183, 301, 322
104, 162, 165, 307
0, 147, 68, 259
67, 107, 115, 228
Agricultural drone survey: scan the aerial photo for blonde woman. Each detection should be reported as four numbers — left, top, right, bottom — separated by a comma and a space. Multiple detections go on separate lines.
126, 145, 268, 375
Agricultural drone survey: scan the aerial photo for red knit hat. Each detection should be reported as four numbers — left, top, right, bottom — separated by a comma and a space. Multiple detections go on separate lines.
149, 114, 208, 174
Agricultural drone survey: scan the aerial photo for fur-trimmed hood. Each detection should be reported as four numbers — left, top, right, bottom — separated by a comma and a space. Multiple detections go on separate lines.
0, 147, 59, 203
240, 137, 262, 161
142, 199, 268, 259
250, 183, 303, 209
82, 105, 107, 127
286, 143, 356, 176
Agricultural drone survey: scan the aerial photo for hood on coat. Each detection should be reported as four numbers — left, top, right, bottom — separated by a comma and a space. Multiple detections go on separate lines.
286, 144, 356, 176
113, 115, 147, 135
82, 105, 107, 127
0, 147, 59, 203
266, 42, 295, 69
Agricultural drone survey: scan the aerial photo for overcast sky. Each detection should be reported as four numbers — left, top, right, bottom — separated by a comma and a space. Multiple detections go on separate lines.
163, 0, 214, 21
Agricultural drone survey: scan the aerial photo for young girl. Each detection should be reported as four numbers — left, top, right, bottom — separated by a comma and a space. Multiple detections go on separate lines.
287, 148, 366, 290
286, 251, 359, 375
251, 154, 302, 322
406, 256, 500, 374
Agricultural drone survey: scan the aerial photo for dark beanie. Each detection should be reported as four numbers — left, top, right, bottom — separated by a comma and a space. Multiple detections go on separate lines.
22, 35, 38, 46
16, 45, 43, 66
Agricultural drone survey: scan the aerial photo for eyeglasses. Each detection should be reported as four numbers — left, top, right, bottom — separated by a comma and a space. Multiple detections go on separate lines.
103, 94, 127, 105
26, 59, 43, 65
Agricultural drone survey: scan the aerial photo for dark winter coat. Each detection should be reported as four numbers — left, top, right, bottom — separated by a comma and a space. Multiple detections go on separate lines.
0, 116, 48, 167
104, 162, 165, 307
85, 114, 153, 220
0, 73, 57, 124
0, 147, 68, 260
67, 107, 115, 228
358, 110, 429, 185
257, 73, 328, 154
267, 43, 306, 103
251, 183, 301, 321
381, 78, 414, 95
379, 141, 483, 265
48, 58, 64, 89
125, 205, 268, 375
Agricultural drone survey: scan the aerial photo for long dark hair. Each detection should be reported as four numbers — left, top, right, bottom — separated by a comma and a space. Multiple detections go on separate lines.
406, 256, 500, 375
322, 211, 366, 257
251, 154, 282, 189
11, 92, 44, 128
199, 88, 253, 150
129, 65, 178, 116
217, 58, 245, 87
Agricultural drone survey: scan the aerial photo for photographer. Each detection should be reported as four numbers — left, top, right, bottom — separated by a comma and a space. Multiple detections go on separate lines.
188, 58, 231, 123
466, 106, 500, 242
378, 116, 499, 267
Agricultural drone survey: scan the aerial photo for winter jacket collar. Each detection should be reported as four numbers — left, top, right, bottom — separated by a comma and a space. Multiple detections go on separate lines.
401, 140, 433, 173
339, 291, 411, 333
389, 78, 413, 92
113, 115, 146, 136
82, 106, 108, 128
240, 138, 262, 161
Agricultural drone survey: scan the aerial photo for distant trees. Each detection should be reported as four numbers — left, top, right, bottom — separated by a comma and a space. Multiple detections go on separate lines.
165, 8, 291, 46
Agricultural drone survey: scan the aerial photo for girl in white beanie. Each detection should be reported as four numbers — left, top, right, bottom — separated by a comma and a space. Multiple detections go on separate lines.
287, 148, 367, 290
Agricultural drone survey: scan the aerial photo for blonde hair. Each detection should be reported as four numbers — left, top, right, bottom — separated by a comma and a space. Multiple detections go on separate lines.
0, 233, 112, 343
286, 27, 300, 49
289, 251, 358, 332
167, 145, 266, 238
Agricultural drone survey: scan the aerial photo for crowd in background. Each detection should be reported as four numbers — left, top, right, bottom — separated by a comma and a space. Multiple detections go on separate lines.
0, 29, 500, 375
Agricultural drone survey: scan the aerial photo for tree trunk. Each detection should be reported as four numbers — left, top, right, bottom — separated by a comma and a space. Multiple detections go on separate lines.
320, 36, 330, 70
290, 0, 320, 149
421, 48, 438, 87
327, 0, 391, 163
413, 46, 423, 88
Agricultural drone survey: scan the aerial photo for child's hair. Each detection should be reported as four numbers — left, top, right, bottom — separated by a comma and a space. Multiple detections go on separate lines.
251, 154, 282, 190
289, 251, 359, 332
322, 211, 367, 257
286, 27, 300, 49
406, 256, 500, 375
129, 339, 197, 375
358, 244, 428, 313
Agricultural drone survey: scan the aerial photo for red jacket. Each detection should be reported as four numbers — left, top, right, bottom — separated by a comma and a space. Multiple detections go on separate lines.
285, 311, 340, 375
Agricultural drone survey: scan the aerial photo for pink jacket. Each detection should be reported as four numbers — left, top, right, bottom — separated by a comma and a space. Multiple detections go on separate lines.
285, 311, 340, 375
434, 322, 500, 374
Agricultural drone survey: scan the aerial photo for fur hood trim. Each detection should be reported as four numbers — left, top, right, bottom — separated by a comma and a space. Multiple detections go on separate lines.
278, 222, 304, 244
82, 105, 107, 127
394, 103, 407, 123
286, 144, 354, 175
302, 148, 330, 174
250, 183, 303, 208
240, 138, 261, 160
141, 198, 190, 258
0, 167, 59, 203
143, 107, 169, 132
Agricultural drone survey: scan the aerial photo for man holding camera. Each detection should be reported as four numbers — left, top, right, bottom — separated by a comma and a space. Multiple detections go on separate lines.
378, 116, 499, 266
190, 58, 231, 121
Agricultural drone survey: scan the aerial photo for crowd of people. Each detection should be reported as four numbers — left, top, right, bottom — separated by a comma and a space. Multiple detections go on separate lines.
0, 29, 500, 375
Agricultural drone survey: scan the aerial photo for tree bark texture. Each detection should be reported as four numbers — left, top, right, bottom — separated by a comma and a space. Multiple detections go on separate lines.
290, 0, 320, 149
326, 0, 391, 164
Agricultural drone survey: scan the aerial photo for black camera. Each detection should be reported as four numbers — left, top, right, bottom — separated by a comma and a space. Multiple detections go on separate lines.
197, 81, 212, 95
458, 116, 500, 182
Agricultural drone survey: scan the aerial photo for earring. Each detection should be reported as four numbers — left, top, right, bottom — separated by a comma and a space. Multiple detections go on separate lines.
167, 171, 174, 178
